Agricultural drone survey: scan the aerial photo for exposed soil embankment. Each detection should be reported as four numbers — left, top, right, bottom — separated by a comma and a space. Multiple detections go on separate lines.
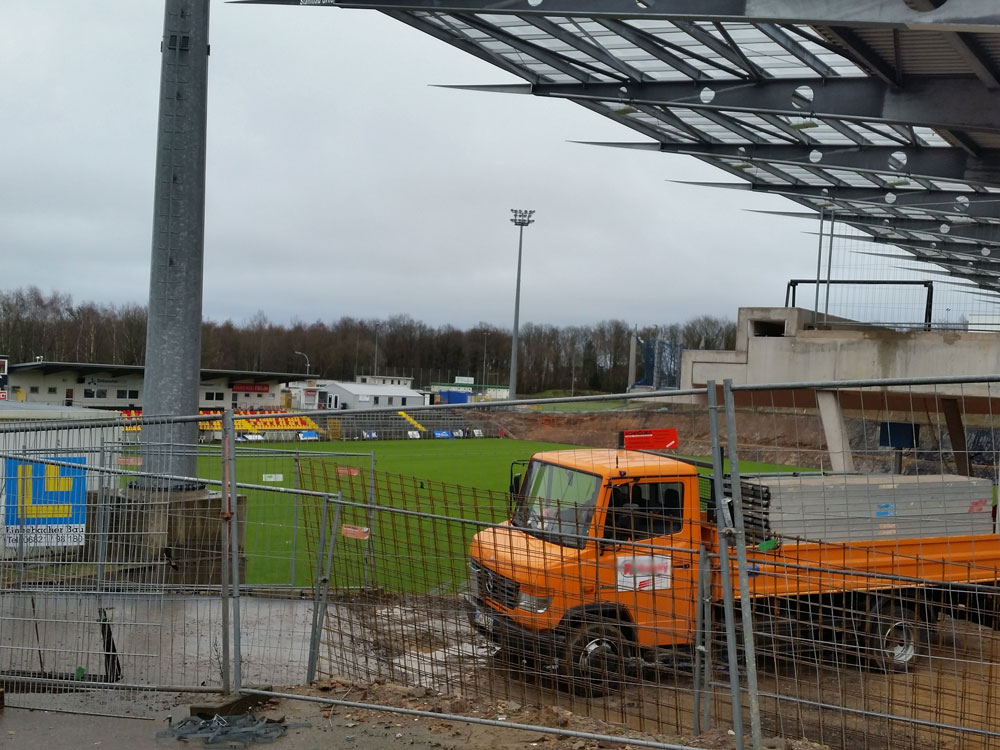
486, 406, 832, 471
485, 405, 979, 477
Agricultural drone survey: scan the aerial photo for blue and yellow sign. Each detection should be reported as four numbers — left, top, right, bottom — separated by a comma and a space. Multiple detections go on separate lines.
3, 457, 87, 548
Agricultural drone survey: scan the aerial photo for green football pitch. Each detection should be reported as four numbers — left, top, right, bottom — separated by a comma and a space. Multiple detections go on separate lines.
192, 439, 809, 590
204, 438, 579, 588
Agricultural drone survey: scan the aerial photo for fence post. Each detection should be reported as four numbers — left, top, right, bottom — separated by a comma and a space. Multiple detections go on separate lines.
292, 453, 301, 586
692, 544, 712, 735
307, 495, 342, 683
225, 409, 243, 692
365, 452, 376, 588
220, 411, 233, 694
706, 380, 746, 750
722, 380, 763, 750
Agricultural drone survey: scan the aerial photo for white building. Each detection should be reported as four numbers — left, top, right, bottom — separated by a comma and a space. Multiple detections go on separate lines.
8, 361, 301, 412
322, 378, 428, 410
285, 380, 340, 411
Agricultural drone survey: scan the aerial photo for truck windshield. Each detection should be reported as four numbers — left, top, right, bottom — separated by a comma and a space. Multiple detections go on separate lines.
513, 460, 602, 549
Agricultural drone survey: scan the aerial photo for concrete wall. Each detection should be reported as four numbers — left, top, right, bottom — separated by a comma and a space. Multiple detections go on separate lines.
680, 307, 1000, 395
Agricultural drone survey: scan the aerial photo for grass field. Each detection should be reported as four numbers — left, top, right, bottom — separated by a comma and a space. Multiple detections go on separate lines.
190, 439, 807, 590
210, 438, 578, 588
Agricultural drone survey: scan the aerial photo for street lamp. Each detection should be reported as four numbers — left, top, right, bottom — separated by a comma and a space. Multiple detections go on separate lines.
508, 208, 535, 401
481, 331, 490, 396
294, 350, 311, 375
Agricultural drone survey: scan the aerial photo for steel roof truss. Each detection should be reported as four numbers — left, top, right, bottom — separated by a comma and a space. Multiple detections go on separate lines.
525, 76, 1000, 134
670, 20, 765, 80
593, 19, 724, 80
386, 11, 542, 82
528, 15, 653, 81
630, 103, 714, 141
649, 142, 1000, 184
754, 22, 837, 78
458, 14, 607, 82
244, 1, 1000, 34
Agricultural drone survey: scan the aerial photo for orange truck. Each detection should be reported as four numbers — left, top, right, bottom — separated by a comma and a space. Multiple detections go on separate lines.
466, 449, 1000, 691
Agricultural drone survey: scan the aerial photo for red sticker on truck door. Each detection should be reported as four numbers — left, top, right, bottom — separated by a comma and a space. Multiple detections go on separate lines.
616, 555, 671, 591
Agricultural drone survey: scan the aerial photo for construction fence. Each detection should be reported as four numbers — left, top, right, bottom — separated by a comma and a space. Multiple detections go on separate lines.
2, 376, 1000, 750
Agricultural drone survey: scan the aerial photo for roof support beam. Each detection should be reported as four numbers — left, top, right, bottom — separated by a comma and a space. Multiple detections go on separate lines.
597, 141, 1000, 184
493, 76, 1000, 134
239, 0, 1000, 33
525, 15, 650, 81
838, 216, 1000, 244
677, 181, 1000, 217
812, 230, 1000, 260
458, 14, 606, 82
672, 20, 765, 80
823, 26, 899, 85
755, 22, 837, 78
594, 19, 734, 80
384, 11, 541, 82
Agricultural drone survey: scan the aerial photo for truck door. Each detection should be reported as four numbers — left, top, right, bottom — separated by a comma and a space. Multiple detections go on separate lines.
599, 479, 699, 647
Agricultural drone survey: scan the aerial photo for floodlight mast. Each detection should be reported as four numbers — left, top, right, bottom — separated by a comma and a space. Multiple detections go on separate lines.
508, 209, 535, 402
141, 0, 211, 488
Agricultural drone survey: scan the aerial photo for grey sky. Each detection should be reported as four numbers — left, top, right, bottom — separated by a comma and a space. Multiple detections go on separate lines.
5, 1, 828, 331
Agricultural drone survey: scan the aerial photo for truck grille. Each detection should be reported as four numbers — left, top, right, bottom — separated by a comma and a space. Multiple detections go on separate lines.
469, 560, 519, 610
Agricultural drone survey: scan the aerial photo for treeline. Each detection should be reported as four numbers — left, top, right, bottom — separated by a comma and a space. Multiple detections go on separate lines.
0, 287, 736, 394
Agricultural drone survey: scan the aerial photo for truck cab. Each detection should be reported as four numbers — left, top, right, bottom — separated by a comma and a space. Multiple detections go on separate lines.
466, 448, 704, 689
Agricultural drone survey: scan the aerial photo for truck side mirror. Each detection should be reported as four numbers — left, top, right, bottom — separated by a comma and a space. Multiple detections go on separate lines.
510, 473, 522, 495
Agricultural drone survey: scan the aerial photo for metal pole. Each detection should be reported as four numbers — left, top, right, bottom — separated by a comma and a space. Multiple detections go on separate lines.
509, 225, 524, 402
508, 209, 534, 401
812, 210, 824, 325
294, 351, 310, 375
306, 496, 331, 683
823, 212, 836, 323
141, 0, 211, 484
482, 332, 489, 396
226, 410, 243, 692
706, 381, 745, 750
692, 544, 711, 735
723, 380, 763, 750
220, 412, 232, 694
365, 452, 376, 587
292, 454, 301, 586
96, 442, 110, 592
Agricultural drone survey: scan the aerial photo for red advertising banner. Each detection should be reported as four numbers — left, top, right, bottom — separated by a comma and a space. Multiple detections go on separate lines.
231, 383, 270, 393
621, 428, 679, 451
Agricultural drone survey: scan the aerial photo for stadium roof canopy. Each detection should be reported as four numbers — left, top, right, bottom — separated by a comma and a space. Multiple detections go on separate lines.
243, 0, 1000, 293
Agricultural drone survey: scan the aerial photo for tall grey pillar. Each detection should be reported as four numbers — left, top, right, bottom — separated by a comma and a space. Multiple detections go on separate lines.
142, 0, 211, 485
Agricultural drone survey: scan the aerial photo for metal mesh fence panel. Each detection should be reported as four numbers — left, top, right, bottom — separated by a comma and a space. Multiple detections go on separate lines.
8, 382, 1000, 749
722, 377, 1000, 749
0, 413, 235, 712
249, 427, 737, 746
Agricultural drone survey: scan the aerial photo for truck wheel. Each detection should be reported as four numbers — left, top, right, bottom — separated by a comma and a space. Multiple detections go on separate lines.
564, 621, 631, 697
865, 598, 922, 672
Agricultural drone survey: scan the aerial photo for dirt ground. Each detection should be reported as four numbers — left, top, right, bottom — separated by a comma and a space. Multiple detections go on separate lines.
0, 679, 822, 750
258, 677, 826, 750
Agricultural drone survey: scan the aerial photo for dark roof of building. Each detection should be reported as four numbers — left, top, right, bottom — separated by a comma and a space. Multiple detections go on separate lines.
9, 361, 307, 384
246, 0, 1000, 293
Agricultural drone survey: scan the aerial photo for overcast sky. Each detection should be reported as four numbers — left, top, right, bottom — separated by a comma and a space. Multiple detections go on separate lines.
5, 2, 837, 331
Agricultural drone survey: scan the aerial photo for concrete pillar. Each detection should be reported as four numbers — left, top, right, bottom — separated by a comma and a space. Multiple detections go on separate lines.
816, 390, 856, 473
942, 398, 970, 476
